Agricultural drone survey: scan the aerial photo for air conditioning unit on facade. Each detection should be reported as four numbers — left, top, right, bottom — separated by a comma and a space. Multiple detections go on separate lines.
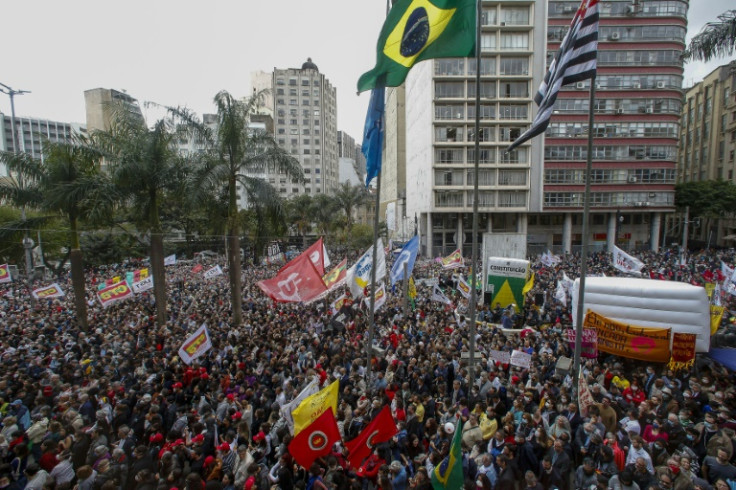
610, 32, 620, 40
564, 6, 574, 13
645, 108, 654, 114
628, 176, 638, 183
656, 81, 666, 89
617, 108, 625, 114
633, 82, 641, 89
576, 82, 586, 89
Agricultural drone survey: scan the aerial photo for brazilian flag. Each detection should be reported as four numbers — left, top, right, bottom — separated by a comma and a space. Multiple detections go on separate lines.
431, 418, 464, 489
358, 0, 476, 92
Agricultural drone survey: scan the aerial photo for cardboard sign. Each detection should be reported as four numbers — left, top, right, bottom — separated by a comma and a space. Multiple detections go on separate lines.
565, 328, 598, 358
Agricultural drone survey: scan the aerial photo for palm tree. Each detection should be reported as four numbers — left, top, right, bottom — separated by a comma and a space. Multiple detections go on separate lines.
0, 137, 113, 330
311, 193, 337, 237
285, 194, 314, 248
198, 90, 303, 326
684, 10, 736, 62
333, 182, 368, 231
93, 109, 186, 327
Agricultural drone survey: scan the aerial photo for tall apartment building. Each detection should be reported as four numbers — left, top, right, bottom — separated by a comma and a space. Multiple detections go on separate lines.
251, 59, 339, 198
84, 88, 144, 133
527, 0, 688, 254
677, 61, 736, 246
404, 1, 548, 257
0, 113, 85, 176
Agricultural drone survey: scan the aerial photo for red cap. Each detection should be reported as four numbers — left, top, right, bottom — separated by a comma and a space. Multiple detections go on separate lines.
171, 439, 185, 447
231, 411, 242, 420
200, 373, 209, 380
217, 443, 229, 452
253, 431, 266, 442
226, 394, 234, 400
149, 433, 164, 444
172, 382, 183, 389
204, 456, 215, 466
191, 434, 205, 443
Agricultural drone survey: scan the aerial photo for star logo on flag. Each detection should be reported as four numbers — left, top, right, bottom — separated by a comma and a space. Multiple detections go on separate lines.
308, 431, 329, 451
384, 0, 457, 67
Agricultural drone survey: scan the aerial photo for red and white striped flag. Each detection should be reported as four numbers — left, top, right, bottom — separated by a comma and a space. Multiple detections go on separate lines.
507, 0, 599, 152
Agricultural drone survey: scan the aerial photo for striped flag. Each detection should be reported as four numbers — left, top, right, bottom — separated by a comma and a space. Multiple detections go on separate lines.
507, 0, 599, 152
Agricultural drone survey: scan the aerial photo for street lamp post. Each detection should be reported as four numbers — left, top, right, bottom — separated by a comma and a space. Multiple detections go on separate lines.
0, 82, 33, 277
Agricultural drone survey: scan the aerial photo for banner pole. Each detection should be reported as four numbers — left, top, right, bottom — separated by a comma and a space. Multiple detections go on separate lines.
467, 0, 483, 388
573, 75, 597, 387
365, 166, 382, 383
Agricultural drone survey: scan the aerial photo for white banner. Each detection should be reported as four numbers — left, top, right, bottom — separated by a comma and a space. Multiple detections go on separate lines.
132, 276, 154, 293
489, 350, 511, 364
178, 324, 212, 365
510, 350, 531, 369
203, 265, 223, 280
555, 281, 567, 306
612, 246, 644, 275
346, 238, 386, 299
164, 254, 177, 266
280, 377, 320, 434
32, 283, 65, 300
431, 284, 453, 306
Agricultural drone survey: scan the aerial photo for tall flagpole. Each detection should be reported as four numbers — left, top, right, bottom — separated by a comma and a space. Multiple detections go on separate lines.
572, 75, 597, 385
467, 0, 482, 387
365, 0, 392, 384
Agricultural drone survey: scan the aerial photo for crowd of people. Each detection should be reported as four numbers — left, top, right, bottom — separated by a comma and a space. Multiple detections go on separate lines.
0, 245, 735, 490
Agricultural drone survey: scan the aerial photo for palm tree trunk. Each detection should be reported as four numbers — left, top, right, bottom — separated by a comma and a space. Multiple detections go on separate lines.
228, 177, 243, 326
150, 232, 167, 327
69, 218, 88, 331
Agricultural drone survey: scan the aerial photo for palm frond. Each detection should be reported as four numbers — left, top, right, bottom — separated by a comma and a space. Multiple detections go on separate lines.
684, 10, 736, 62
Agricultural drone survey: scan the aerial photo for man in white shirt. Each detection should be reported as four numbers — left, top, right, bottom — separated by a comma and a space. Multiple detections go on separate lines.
625, 437, 654, 474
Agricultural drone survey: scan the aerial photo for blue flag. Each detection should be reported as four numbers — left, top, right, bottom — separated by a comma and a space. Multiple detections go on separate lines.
362, 87, 385, 187
390, 235, 419, 286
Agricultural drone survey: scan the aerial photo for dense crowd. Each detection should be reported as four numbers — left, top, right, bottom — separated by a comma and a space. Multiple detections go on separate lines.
0, 246, 735, 490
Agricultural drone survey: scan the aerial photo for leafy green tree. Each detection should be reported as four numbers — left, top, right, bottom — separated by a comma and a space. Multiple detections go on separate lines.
311, 193, 337, 237
0, 137, 113, 330
196, 90, 303, 326
684, 10, 736, 62
285, 194, 314, 248
93, 109, 188, 327
675, 180, 736, 218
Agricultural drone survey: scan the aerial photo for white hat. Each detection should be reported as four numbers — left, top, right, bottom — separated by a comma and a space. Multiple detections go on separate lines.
444, 422, 455, 434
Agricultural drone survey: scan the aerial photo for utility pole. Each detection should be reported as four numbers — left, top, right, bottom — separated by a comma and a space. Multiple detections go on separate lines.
681, 205, 689, 265
0, 82, 33, 278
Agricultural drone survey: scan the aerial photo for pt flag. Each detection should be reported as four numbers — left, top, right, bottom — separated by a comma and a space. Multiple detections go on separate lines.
0, 264, 11, 284
390, 235, 420, 286
291, 380, 339, 436
431, 417, 464, 489
346, 239, 387, 299
257, 249, 328, 303
178, 324, 212, 365
279, 237, 329, 277
32, 283, 64, 300
97, 281, 134, 308
507, 0, 599, 152
363, 88, 385, 187
440, 249, 464, 269
287, 409, 341, 470
357, 0, 476, 92
322, 258, 348, 292
456, 276, 471, 299
346, 406, 398, 467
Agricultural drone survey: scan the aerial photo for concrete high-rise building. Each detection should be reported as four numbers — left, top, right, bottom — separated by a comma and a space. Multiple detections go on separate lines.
404, 1, 548, 256
251, 58, 339, 198
527, 0, 688, 254
84, 88, 144, 133
676, 61, 736, 246
0, 113, 85, 176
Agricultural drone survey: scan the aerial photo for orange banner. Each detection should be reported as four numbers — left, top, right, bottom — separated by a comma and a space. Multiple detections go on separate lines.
97, 281, 134, 308
583, 311, 671, 362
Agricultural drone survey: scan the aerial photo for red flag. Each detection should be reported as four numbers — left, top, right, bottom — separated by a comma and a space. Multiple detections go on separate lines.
256, 250, 328, 303
192, 264, 203, 273
345, 406, 398, 468
279, 237, 327, 276
287, 409, 341, 469
703, 270, 714, 283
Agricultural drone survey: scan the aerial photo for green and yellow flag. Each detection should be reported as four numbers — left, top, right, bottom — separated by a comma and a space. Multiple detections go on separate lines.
358, 0, 476, 92
431, 417, 464, 489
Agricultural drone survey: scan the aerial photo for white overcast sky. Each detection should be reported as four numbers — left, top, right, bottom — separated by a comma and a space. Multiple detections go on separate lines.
1, 0, 733, 142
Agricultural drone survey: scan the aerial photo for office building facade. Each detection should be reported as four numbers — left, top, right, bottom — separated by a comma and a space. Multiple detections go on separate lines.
528, 0, 687, 254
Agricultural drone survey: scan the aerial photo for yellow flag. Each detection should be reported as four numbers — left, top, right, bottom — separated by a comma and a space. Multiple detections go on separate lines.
408, 276, 417, 300
291, 380, 338, 436
710, 305, 725, 335
522, 273, 535, 295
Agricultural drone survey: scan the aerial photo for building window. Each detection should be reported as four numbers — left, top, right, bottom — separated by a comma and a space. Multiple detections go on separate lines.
501, 32, 529, 50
